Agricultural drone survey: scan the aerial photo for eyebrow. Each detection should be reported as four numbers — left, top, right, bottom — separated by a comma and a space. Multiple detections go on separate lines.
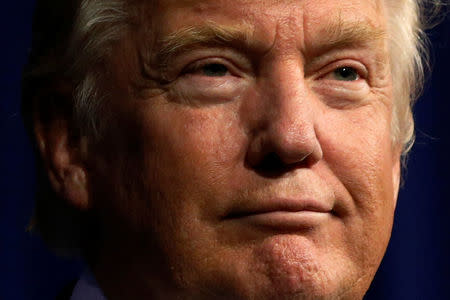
152, 18, 386, 69
306, 18, 387, 56
154, 22, 255, 69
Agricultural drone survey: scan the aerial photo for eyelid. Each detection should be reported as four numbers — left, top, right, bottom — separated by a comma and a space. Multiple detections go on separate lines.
168, 48, 252, 78
317, 60, 368, 81
182, 58, 236, 76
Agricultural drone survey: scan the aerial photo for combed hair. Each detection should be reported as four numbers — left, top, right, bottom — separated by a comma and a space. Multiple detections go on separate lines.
23, 0, 128, 139
22, 0, 130, 256
385, 0, 438, 157
21, 0, 441, 255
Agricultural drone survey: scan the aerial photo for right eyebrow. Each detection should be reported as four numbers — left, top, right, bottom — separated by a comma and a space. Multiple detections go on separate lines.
153, 22, 256, 68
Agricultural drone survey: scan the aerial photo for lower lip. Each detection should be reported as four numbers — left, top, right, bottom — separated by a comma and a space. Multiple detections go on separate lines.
238, 211, 330, 230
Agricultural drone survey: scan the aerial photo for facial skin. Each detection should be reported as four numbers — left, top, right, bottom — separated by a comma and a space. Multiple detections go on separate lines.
47, 0, 401, 299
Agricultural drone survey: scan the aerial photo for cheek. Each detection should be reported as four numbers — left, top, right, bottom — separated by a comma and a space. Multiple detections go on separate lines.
319, 105, 395, 201
91, 99, 240, 216
149, 106, 244, 179
316, 105, 396, 259
133, 103, 246, 219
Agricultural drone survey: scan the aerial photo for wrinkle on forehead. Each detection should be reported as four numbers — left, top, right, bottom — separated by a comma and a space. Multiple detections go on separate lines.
133, 0, 389, 86
301, 0, 387, 50
149, 0, 386, 41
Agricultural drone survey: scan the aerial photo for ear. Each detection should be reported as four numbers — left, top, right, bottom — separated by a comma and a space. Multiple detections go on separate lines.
34, 115, 90, 211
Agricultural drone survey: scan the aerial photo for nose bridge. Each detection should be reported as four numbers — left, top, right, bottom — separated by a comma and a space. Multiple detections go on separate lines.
268, 59, 313, 134
250, 58, 322, 166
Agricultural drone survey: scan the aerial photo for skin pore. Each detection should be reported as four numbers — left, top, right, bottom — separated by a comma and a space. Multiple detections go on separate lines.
63, 0, 402, 299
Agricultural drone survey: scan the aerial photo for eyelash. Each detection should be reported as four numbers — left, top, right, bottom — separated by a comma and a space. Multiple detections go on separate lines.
179, 57, 368, 84
318, 60, 368, 82
181, 59, 235, 76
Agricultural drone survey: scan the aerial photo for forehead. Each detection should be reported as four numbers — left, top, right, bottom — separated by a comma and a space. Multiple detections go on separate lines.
134, 0, 388, 66
148, 0, 385, 35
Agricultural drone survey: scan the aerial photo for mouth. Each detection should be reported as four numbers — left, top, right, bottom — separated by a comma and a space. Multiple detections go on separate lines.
224, 198, 333, 231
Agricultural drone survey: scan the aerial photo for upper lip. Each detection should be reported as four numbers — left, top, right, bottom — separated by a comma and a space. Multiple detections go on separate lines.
225, 197, 332, 219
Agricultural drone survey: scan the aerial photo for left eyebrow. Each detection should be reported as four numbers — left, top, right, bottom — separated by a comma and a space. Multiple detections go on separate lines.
305, 18, 387, 56
153, 22, 255, 68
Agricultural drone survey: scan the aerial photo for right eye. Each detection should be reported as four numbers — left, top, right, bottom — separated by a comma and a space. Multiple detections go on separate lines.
195, 63, 230, 77
169, 56, 248, 104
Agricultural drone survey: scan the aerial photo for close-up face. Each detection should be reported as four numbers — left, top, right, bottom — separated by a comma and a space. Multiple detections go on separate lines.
89, 0, 401, 299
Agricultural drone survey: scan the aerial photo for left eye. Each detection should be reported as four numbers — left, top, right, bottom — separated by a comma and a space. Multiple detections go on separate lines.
198, 63, 229, 77
332, 67, 359, 81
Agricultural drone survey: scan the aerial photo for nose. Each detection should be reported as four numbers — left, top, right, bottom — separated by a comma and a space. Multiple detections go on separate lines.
245, 61, 323, 173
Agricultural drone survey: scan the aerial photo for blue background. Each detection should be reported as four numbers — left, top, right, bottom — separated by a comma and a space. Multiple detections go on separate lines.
1, 2, 449, 299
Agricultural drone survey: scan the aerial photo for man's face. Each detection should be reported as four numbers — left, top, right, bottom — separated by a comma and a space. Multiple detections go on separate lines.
91, 0, 401, 298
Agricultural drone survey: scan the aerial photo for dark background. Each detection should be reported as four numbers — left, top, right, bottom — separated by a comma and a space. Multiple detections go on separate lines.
1, 2, 449, 299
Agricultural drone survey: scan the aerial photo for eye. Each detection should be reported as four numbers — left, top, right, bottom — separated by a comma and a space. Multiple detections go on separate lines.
332, 67, 359, 81
184, 62, 230, 77
201, 63, 229, 76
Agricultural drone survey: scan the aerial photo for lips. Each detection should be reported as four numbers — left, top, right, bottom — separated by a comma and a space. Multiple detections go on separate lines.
224, 198, 333, 230
226, 198, 332, 218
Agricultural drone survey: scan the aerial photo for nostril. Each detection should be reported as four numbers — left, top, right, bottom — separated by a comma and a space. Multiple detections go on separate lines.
258, 152, 283, 171
252, 152, 306, 178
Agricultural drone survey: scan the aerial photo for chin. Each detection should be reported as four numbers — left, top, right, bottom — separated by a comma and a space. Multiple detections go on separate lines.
224, 272, 367, 300
187, 235, 372, 300
237, 270, 368, 300
249, 237, 366, 300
